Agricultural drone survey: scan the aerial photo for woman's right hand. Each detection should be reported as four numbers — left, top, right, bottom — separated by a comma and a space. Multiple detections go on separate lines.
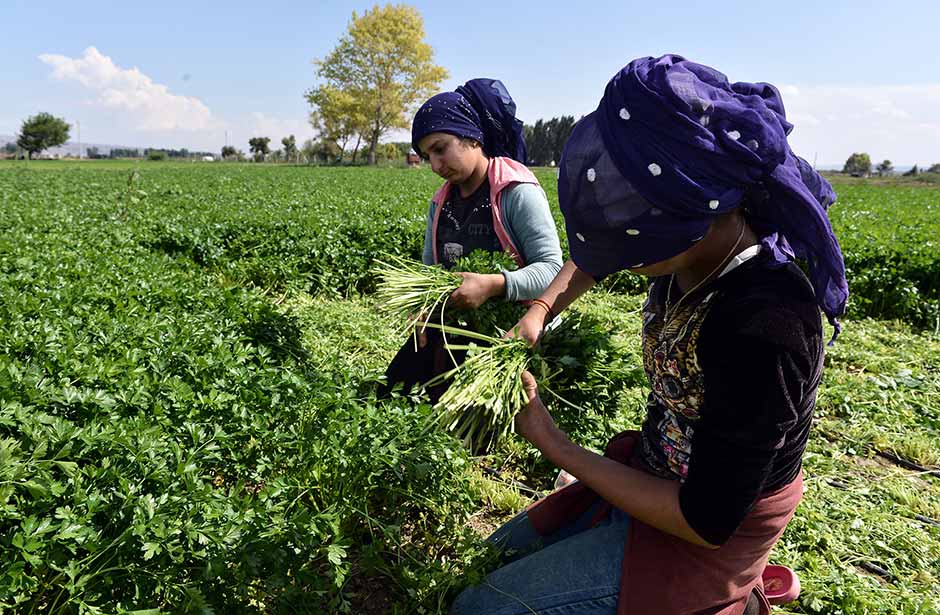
506, 306, 549, 346
409, 311, 430, 348
504, 261, 592, 346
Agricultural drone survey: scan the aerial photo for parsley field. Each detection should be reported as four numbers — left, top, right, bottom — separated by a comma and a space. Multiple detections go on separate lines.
1, 161, 938, 614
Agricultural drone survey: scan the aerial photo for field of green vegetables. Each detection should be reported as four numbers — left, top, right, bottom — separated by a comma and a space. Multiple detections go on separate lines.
1, 160, 938, 614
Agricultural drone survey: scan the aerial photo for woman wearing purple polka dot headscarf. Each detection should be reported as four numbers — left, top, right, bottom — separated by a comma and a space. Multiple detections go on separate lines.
452, 55, 843, 615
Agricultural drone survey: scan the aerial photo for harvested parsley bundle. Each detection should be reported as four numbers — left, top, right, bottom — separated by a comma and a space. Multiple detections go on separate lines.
424, 324, 532, 452
376, 251, 617, 452
373, 250, 525, 340
373, 254, 462, 337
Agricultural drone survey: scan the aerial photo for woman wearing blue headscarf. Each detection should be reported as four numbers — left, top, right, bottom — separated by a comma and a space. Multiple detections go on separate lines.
451, 56, 847, 615
379, 79, 562, 404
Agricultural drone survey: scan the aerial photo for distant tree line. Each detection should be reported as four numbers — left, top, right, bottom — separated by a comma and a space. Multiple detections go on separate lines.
8, 108, 936, 176
3, 112, 225, 160
524, 116, 578, 166
89, 147, 214, 160
842, 152, 940, 177
81, 148, 193, 159
228, 134, 411, 165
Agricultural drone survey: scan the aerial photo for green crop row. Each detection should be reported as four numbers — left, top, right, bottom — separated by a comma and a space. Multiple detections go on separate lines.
0, 165, 477, 613
537, 170, 940, 326
2, 161, 939, 613
828, 183, 940, 327
7, 163, 934, 325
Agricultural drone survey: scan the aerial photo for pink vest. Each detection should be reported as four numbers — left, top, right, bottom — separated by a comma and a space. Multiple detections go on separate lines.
429, 157, 541, 268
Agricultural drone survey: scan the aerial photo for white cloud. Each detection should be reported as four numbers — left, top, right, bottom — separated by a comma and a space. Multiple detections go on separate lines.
39, 47, 220, 133
35, 47, 324, 152
780, 83, 940, 167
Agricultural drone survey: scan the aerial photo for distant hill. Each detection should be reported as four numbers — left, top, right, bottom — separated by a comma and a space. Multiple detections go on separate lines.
0, 135, 213, 158
1, 134, 147, 157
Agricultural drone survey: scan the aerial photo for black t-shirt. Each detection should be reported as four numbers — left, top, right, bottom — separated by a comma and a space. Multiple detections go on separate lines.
435, 178, 502, 268
639, 251, 823, 545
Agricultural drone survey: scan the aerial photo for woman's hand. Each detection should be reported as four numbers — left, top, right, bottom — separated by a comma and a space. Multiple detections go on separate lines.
408, 311, 430, 348
449, 272, 505, 310
515, 371, 561, 449
506, 306, 550, 346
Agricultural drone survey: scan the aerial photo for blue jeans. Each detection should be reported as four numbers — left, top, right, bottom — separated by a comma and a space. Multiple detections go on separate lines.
451, 500, 630, 614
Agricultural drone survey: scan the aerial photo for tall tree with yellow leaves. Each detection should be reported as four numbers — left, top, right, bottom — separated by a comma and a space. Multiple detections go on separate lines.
307, 4, 448, 165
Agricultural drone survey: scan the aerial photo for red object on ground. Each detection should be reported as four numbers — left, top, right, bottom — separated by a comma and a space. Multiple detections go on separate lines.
762, 565, 801, 605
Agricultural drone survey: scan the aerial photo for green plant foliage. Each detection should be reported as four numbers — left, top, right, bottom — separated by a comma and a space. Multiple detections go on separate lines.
2, 161, 939, 614
0, 164, 474, 612
829, 183, 940, 328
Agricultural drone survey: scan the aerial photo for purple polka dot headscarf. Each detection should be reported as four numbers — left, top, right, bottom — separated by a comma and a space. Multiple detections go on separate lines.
560, 54, 848, 336
411, 78, 527, 163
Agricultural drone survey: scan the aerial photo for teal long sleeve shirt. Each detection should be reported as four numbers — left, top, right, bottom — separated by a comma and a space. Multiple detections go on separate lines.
422, 182, 563, 301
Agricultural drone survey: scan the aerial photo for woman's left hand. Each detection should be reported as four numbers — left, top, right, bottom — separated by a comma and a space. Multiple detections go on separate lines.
449, 272, 505, 310
515, 371, 561, 449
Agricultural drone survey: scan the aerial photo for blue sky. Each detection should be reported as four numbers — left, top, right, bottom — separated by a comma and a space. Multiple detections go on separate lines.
3, 0, 939, 165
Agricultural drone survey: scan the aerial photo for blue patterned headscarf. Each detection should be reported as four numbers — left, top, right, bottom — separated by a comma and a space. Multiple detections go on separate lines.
411, 78, 527, 163
559, 54, 848, 336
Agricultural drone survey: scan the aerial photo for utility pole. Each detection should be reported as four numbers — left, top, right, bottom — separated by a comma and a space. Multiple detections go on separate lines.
77, 121, 82, 159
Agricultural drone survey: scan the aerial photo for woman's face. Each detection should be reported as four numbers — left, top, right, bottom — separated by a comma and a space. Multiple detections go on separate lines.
624, 211, 751, 277
417, 133, 484, 183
